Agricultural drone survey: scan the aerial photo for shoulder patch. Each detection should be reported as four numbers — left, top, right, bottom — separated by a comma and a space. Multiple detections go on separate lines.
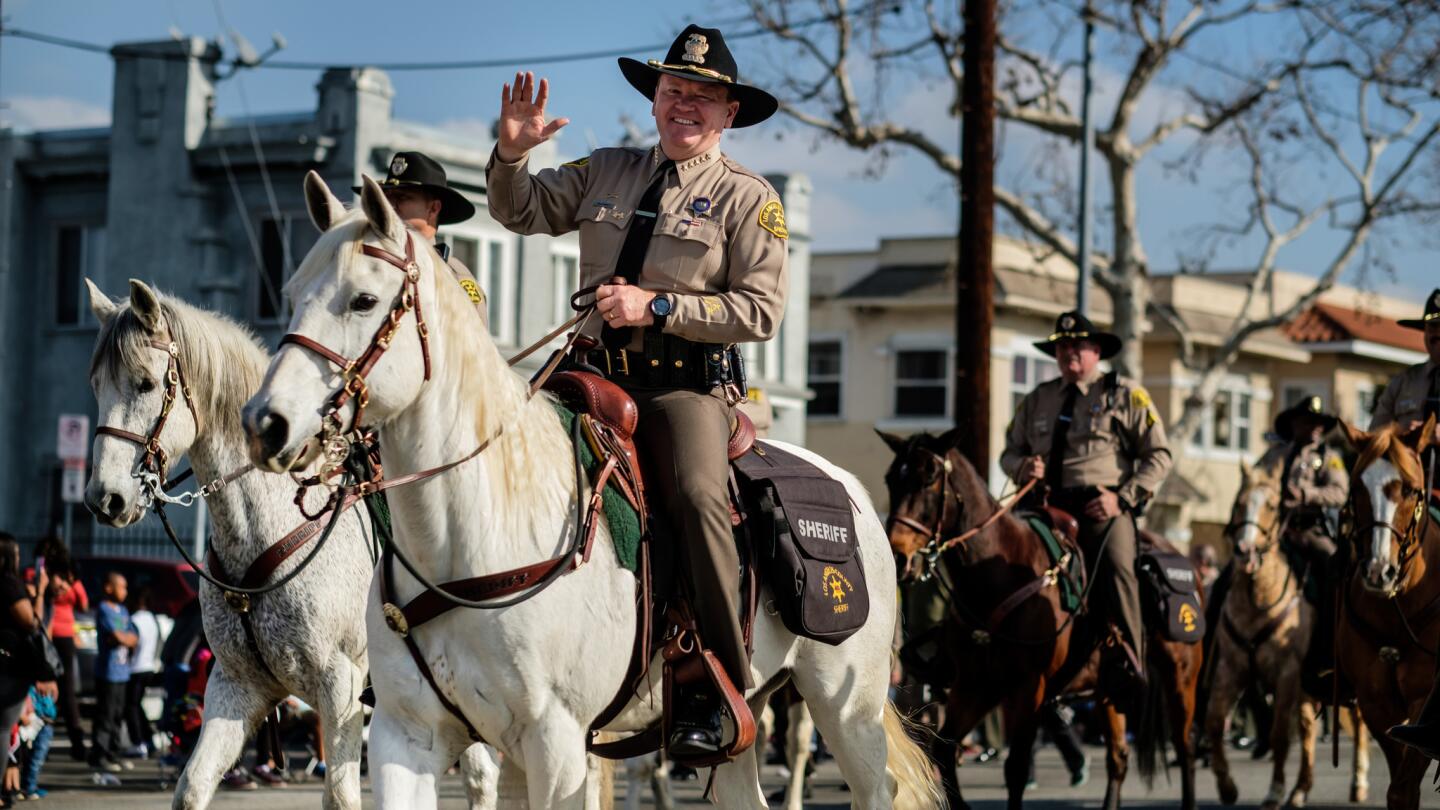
561, 156, 590, 169
758, 200, 788, 239
458, 278, 484, 305
1130, 387, 1152, 411
1328, 455, 1344, 471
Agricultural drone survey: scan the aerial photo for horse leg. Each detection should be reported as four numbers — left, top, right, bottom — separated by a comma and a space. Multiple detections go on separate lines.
1101, 703, 1129, 810
755, 702, 774, 785
998, 677, 1044, 810
517, 716, 592, 810
1286, 698, 1317, 808
1205, 651, 1242, 806
937, 688, 992, 810
459, 744, 501, 810
369, 701, 468, 810
785, 661, 896, 810
1262, 669, 1300, 810
172, 663, 273, 810
1162, 646, 1200, 810
784, 700, 814, 810
1349, 707, 1369, 804
314, 654, 365, 810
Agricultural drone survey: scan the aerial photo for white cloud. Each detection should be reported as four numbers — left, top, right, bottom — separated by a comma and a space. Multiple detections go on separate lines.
2, 95, 110, 131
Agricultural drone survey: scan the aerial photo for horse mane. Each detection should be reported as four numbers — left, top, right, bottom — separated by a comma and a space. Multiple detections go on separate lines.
1355, 424, 1425, 490
90, 290, 269, 445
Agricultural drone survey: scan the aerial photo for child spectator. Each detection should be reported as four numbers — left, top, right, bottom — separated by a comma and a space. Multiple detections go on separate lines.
17, 684, 55, 799
89, 573, 136, 776
124, 586, 160, 759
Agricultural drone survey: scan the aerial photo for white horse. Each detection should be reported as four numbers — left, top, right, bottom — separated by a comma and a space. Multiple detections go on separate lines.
82, 280, 501, 810
238, 171, 942, 810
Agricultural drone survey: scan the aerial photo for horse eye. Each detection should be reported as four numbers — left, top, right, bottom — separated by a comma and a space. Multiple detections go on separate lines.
136, 378, 156, 394
351, 293, 380, 313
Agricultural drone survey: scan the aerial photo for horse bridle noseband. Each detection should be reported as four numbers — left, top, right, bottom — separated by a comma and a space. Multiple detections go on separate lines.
95, 338, 197, 485
280, 232, 432, 443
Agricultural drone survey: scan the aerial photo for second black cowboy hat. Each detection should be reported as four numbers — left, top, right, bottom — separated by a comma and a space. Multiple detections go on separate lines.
618, 24, 778, 128
357, 152, 476, 226
1398, 288, 1440, 330
1273, 395, 1338, 440
1033, 311, 1123, 360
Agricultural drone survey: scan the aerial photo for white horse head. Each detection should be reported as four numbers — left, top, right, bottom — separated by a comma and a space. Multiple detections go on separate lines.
84, 279, 265, 526
1347, 418, 1434, 595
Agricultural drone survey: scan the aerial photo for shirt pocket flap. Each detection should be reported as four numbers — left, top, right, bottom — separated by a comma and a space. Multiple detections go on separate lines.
655, 212, 722, 246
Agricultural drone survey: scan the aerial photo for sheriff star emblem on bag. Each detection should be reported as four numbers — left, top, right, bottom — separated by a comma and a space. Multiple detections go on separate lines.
683, 33, 709, 64
390, 156, 408, 176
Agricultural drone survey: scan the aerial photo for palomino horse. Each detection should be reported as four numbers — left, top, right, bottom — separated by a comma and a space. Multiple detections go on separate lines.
881, 429, 1203, 810
1208, 460, 1369, 809
1337, 418, 1439, 810
82, 281, 499, 810
238, 172, 941, 809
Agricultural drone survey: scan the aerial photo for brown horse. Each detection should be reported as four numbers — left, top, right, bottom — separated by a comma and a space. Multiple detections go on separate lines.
1207, 460, 1370, 808
1337, 417, 1439, 809
881, 429, 1203, 810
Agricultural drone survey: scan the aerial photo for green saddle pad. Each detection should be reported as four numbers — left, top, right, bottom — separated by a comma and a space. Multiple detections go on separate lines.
1024, 516, 1083, 614
554, 404, 641, 574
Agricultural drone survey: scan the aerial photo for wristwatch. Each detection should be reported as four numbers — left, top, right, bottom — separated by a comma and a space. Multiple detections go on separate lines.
649, 294, 673, 329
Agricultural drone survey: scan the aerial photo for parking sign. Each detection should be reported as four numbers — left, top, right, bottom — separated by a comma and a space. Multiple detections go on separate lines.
58, 414, 89, 462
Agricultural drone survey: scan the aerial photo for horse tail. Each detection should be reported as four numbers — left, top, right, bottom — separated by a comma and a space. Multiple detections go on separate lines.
1133, 663, 1170, 788
884, 701, 947, 810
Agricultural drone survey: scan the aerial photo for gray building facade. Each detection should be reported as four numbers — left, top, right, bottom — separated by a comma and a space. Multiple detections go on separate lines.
0, 37, 812, 548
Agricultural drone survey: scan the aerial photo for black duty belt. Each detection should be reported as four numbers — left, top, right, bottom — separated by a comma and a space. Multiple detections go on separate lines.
586, 330, 745, 391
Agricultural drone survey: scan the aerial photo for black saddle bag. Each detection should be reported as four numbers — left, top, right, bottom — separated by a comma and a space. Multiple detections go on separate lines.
733, 443, 869, 645
1136, 549, 1205, 644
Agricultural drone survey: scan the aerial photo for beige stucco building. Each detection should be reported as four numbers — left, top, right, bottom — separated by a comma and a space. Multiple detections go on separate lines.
807, 235, 1427, 554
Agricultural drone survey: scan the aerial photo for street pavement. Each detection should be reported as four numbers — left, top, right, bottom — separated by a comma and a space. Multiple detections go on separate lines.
15, 735, 1433, 808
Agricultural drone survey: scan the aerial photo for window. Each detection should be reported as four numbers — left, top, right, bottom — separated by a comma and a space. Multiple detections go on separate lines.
255, 215, 317, 321
1192, 388, 1253, 451
55, 225, 106, 326
807, 340, 843, 417
552, 252, 579, 326
894, 349, 949, 418
1011, 353, 1060, 411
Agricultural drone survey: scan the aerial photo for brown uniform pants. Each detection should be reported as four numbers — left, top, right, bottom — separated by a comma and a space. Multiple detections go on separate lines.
1054, 492, 1143, 665
627, 387, 752, 691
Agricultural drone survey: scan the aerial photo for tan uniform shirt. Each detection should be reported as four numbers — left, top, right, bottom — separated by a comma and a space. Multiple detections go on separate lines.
1001, 367, 1173, 509
1258, 439, 1348, 512
1369, 360, 1439, 431
486, 144, 788, 348
444, 254, 489, 328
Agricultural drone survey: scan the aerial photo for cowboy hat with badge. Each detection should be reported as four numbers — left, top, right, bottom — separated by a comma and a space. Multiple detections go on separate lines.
1273, 395, 1338, 441
359, 151, 476, 226
1398, 288, 1440, 331
618, 24, 778, 128
1033, 311, 1123, 360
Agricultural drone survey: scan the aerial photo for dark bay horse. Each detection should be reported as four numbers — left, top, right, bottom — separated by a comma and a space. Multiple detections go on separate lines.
880, 428, 1203, 810
1337, 418, 1439, 809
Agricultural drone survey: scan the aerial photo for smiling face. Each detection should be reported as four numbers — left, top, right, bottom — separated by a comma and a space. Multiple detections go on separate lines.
652, 73, 738, 161
1054, 338, 1101, 382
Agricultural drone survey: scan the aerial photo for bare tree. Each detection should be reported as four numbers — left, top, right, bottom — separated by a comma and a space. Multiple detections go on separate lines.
745, 0, 1440, 445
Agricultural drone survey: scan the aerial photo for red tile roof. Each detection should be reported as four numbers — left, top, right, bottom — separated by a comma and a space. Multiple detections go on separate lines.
1283, 302, 1425, 352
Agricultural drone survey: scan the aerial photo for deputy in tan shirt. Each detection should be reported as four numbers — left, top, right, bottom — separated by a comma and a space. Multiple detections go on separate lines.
1001, 311, 1172, 701
485, 24, 787, 758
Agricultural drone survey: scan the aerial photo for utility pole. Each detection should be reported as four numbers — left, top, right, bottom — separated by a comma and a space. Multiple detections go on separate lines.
955, 0, 995, 482
1076, 1, 1096, 316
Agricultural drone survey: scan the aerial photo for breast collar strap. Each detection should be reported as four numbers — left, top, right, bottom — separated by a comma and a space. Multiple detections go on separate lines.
279, 232, 431, 434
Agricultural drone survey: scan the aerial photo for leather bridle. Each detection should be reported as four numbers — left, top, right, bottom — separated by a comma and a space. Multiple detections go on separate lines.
95, 338, 197, 483
279, 232, 432, 440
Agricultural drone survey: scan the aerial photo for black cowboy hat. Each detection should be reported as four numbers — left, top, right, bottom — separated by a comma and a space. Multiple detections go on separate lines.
1033, 311, 1122, 360
355, 151, 475, 226
617, 24, 778, 129
1273, 395, 1338, 441
1398, 288, 1440, 330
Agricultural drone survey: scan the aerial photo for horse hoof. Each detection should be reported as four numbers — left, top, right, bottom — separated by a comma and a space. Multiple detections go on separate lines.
1350, 784, 1368, 803
1218, 779, 1239, 805
1286, 789, 1308, 807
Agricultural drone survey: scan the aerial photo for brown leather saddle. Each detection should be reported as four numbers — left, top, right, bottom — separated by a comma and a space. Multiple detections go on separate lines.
541, 370, 760, 767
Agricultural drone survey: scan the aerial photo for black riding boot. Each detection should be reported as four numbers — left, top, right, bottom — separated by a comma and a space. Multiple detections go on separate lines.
668, 688, 724, 759
1388, 675, 1440, 761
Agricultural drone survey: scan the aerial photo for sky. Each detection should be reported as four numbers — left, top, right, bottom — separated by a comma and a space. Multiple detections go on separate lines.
1, 0, 1431, 300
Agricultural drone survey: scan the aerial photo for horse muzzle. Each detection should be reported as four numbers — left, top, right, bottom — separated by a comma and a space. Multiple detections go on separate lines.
241, 402, 315, 473
1363, 558, 1400, 596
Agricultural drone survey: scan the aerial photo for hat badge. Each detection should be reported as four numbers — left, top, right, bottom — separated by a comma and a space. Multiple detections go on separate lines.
390, 156, 408, 176
1060, 316, 1075, 330
683, 33, 709, 64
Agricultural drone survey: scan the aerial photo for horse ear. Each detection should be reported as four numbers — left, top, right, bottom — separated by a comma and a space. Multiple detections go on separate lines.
85, 278, 118, 325
304, 170, 346, 233
360, 174, 406, 246
1339, 419, 1368, 450
874, 428, 908, 454
1238, 459, 1250, 486
937, 426, 966, 450
128, 279, 163, 334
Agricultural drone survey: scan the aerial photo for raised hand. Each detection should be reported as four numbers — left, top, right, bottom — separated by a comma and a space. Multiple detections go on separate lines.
497, 71, 570, 163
